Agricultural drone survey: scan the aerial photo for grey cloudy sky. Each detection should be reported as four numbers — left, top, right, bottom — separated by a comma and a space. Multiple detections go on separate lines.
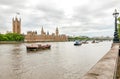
0, 0, 120, 37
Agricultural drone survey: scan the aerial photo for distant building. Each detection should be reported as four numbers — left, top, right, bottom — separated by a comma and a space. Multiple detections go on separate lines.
12, 16, 68, 42
12, 17, 21, 34
25, 27, 68, 42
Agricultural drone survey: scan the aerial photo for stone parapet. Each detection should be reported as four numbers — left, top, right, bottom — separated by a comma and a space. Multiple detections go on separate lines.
81, 43, 119, 79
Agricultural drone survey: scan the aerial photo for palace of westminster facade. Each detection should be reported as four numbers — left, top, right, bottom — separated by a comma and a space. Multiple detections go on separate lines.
12, 17, 68, 42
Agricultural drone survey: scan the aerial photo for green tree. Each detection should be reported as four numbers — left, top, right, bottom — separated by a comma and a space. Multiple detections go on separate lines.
68, 36, 90, 41
118, 17, 120, 38
0, 34, 4, 41
0, 33, 24, 41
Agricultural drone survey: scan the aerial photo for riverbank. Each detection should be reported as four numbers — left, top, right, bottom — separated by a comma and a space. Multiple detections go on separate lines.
0, 41, 69, 44
0, 41, 24, 44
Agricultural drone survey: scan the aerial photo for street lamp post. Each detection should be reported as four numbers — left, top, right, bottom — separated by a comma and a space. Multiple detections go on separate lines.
113, 9, 119, 43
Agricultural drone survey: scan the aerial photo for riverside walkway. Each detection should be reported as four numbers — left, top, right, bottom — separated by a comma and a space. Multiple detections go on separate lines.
81, 43, 119, 79
116, 55, 120, 79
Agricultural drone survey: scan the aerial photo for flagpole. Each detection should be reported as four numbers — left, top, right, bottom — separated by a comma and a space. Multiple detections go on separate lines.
16, 12, 20, 19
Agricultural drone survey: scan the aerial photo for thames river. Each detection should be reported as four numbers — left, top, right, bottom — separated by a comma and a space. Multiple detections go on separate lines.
0, 41, 112, 79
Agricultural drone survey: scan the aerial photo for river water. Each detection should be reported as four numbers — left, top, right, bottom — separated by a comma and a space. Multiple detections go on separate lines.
0, 41, 112, 79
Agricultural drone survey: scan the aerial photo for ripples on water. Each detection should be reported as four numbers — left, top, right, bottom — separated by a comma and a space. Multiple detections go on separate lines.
0, 41, 112, 79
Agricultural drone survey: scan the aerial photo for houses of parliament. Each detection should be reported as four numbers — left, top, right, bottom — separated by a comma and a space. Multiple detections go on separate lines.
12, 16, 68, 42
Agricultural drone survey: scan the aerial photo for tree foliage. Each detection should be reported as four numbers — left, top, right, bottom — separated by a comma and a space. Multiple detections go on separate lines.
0, 33, 24, 41
118, 17, 120, 38
68, 36, 90, 41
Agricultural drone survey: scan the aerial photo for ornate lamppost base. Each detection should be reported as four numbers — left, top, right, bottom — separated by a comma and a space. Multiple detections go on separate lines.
113, 38, 119, 43
113, 31, 119, 43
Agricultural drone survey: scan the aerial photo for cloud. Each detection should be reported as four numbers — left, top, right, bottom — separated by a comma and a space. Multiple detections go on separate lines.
0, 0, 119, 37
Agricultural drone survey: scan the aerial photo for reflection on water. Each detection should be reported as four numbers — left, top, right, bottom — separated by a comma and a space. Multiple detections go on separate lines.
11, 45, 24, 79
0, 41, 112, 79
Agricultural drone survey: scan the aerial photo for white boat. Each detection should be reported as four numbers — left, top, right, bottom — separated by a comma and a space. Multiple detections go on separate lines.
74, 40, 82, 46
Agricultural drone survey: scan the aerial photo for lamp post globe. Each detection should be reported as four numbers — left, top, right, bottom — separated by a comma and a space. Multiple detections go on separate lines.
113, 9, 119, 43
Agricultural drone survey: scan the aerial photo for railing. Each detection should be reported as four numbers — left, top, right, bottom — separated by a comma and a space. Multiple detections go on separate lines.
81, 43, 119, 79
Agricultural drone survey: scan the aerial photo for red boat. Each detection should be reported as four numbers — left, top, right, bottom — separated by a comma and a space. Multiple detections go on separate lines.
26, 44, 51, 51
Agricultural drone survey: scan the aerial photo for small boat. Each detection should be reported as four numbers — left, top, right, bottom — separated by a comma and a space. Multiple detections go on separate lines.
92, 40, 99, 43
37, 44, 51, 49
74, 40, 82, 46
26, 44, 39, 51
26, 44, 51, 51
92, 40, 95, 43
82, 40, 88, 44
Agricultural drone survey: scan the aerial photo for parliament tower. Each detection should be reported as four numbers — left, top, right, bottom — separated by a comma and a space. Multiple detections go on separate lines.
12, 17, 21, 34
56, 27, 59, 36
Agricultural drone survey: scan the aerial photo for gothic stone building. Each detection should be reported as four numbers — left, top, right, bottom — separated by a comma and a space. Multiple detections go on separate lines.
12, 17, 21, 34
12, 17, 68, 42
25, 27, 68, 42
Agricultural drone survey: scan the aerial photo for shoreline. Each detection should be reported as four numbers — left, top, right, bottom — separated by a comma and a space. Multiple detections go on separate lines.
0, 41, 24, 44
0, 41, 68, 44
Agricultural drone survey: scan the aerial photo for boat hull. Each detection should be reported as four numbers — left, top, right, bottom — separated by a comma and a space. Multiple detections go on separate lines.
74, 43, 82, 46
26, 44, 51, 51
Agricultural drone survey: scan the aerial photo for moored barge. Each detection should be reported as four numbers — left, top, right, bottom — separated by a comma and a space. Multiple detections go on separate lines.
26, 44, 51, 51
